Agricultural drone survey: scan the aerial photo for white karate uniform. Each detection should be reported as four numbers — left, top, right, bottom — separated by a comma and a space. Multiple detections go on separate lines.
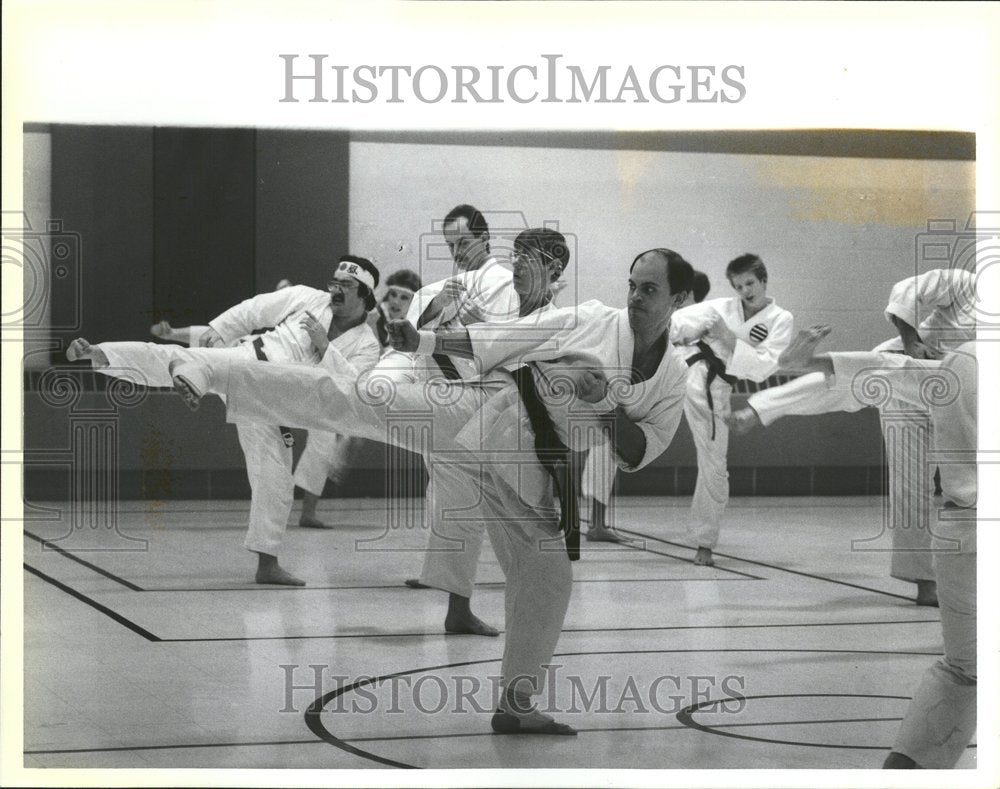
746, 269, 975, 581
827, 346, 977, 768
372, 260, 520, 600
669, 296, 794, 549
210, 298, 688, 697
93, 286, 381, 557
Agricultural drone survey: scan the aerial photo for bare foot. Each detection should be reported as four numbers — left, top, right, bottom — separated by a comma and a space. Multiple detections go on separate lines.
694, 547, 715, 566
404, 578, 431, 589
298, 515, 332, 529
585, 525, 634, 543
169, 360, 205, 412
255, 553, 305, 586
728, 406, 761, 436
777, 324, 832, 371
150, 320, 173, 339
445, 609, 500, 637
915, 579, 939, 607
492, 707, 577, 735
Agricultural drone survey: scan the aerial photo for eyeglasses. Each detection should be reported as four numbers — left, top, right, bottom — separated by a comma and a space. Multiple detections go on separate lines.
327, 278, 360, 292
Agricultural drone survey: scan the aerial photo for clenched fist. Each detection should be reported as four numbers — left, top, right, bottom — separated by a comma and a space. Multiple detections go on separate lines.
387, 319, 421, 352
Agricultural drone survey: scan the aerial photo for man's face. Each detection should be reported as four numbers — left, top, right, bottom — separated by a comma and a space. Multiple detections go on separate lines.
328, 272, 366, 317
444, 216, 488, 271
511, 245, 554, 300
383, 285, 414, 320
730, 271, 767, 311
627, 254, 681, 334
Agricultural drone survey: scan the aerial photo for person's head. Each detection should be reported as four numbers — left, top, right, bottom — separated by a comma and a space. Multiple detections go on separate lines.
692, 271, 711, 303
627, 248, 694, 335
726, 253, 768, 313
443, 204, 491, 272
328, 254, 380, 317
381, 269, 422, 321
511, 228, 571, 302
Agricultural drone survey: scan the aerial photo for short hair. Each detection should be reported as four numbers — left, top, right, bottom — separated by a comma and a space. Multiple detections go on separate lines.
339, 254, 380, 311
629, 248, 694, 296
513, 228, 571, 281
443, 204, 490, 238
384, 268, 422, 294
726, 253, 767, 283
692, 271, 711, 303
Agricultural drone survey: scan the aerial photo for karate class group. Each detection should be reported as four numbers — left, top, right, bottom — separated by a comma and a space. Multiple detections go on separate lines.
63, 199, 978, 769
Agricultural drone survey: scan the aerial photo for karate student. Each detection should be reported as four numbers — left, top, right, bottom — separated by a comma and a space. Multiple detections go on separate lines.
377, 205, 520, 637
582, 269, 712, 542
729, 267, 976, 604
668, 255, 793, 567
774, 331, 978, 770
294, 268, 423, 529
66, 256, 382, 586
166, 246, 695, 735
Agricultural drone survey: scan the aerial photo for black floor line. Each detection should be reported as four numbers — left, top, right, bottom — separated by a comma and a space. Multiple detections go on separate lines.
24, 564, 160, 642
619, 540, 764, 580
23, 530, 144, 591
619, 527, 916, 602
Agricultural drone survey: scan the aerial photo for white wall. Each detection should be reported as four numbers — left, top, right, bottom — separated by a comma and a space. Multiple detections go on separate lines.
349, 141, 973, 350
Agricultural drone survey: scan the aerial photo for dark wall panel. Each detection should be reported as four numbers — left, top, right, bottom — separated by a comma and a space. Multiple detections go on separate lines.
255, 130, 350, 291
152, 128, 257, 325
50, 126, 154, 350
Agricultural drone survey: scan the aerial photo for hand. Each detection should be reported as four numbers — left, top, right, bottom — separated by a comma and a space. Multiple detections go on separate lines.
903, 339, 944, 361
300, 311, 329, 355
703, 312, 734, 342
199, 327, 225, 348
387, 319, 421, 352
576, 369, 609, 404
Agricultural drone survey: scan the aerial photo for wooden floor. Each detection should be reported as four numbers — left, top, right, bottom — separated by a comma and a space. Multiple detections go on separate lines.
21, 495, 977, 772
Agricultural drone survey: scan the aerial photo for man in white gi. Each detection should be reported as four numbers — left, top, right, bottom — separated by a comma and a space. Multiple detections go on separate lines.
294, 269, 422, 529
666, 254, 794, 567
167, 246, 695, 735
582, 269, 712, 542
774, 330, 978, 770
729, 267, 976, 604
66, 255, 382, 586
381, 205, 521, 637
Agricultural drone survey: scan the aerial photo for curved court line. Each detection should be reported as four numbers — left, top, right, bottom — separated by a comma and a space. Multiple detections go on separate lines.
305, 647, 942, 769
677, 693, 977, 752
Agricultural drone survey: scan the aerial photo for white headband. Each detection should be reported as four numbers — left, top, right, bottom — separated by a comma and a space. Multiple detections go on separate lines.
336, 260, 376, 291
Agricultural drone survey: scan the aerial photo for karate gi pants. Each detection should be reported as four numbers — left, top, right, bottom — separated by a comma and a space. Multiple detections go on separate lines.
891, 512, 976, 767
216, 359, 573, 692
749, 369, 935, 581
94, 341, 293, 557
293, 430, 353, 495
685, 365, 734, 550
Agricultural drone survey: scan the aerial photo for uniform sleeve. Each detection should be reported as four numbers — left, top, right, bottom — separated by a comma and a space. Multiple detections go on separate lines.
617, 370, 687, 473
466, 302, 607, 371
319, 329, 382, 377
669, 302, 718, 346
884, 269, 974, 330
727, 309, 794, 382
828, 351, 941, 410
208, 285, 316, 345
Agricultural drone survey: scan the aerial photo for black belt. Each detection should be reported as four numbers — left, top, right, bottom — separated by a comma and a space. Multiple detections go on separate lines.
511, 365, 580, 561
686, 341, 739, 440
252, 337, 295, 449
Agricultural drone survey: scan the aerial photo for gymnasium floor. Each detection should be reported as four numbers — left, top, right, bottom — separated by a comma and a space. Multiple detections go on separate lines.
22, 494, 976, 771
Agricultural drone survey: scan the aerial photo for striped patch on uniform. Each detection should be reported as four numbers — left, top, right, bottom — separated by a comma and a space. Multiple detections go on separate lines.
749, 324, 769, 343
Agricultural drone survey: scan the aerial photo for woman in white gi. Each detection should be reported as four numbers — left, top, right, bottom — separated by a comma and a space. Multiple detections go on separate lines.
168, 247, 696, 735
65, 256, 382, 586
774, 329, 978, 770
294, 268, 422, 529
729, 267, 976, 604
669, 254, 793, 567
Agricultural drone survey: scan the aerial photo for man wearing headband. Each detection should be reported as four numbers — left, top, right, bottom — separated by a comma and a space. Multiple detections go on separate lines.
294, 268, 422, 529
65, 254, 382, 587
